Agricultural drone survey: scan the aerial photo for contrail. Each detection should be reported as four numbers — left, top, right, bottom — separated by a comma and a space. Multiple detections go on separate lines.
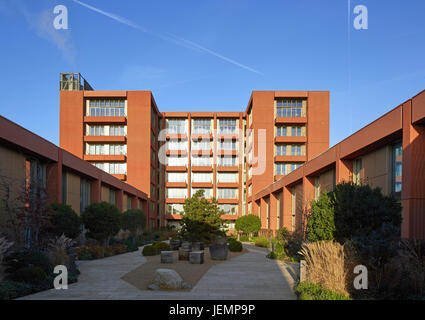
71, 0, 262, 75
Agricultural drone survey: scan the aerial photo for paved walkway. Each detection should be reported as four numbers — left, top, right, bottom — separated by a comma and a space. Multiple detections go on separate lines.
20, 244, 298, 300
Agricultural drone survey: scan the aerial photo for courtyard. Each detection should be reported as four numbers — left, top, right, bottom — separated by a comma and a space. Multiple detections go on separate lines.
20, 244, 297, 300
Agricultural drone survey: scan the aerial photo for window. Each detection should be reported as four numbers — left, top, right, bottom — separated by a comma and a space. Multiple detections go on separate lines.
166, 172, 187, 183
192, 172, 212, 183
88, 125, 105, 136
217, 172, 237, 183
191, 156, 211, 167
191, 188, 212, 198
167, 119, 186, 134
191, 141, 210, 151
109, 163, 126, 174
166, 188, 187, 199
166, 203, 184, 215
276, 192, 282, 228
218, 204, 238, 215
62, 173, 67, 205
167, 156, 187, 166
109, 190, 115, 205
87, 144, 105, 155
127, 197, 132, 210
217, 188, 237, 199
80, 178, 91, 214
218, 141, 236, 151
314, 177, 320, 200
218, 156, 236, 167
219, 119, 237, 134
353, 158, 362, 185
276, 99, 304, 118
276, 126, 287, 137
292, 145, 301, 156
109, 125, 125, 136
291, 163, 302, 171
275, 163, 287, 175
276, 145, 287, 156
392, 142, 402, 194
193, 119, 211, 134
292, 126, 303, 137
89, 99, 125, 117
291, 189, 296, 231
167, 140, 186, 150
109, 144, 126, 155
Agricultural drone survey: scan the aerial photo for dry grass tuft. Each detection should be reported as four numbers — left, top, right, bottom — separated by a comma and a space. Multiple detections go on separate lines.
299, 241, 354, 297
0, 235, 13, 264
47, 234, 74, 266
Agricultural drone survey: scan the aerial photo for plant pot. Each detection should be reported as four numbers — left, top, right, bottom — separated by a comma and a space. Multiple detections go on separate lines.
209, 243, 228, 260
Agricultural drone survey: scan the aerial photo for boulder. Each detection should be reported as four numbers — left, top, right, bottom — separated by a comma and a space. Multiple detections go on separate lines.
150, 269, 192, 290
153, 269, 183, 289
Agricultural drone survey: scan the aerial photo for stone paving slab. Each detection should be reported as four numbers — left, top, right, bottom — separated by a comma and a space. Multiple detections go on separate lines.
20, 244, 297, 300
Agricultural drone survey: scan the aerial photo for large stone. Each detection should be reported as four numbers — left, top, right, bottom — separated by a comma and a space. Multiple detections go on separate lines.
152, 269, 184, 289
160, 251, 174, 264
189, 251, 204, 264
209, 243, 228, 260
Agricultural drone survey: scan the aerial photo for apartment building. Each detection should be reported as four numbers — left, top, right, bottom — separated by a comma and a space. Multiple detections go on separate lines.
254, 89, 425, 240
59, 73, 330, 230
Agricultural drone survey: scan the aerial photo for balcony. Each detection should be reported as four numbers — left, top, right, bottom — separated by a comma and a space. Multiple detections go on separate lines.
217, 133, 239, 141
191, 149, 213, 157
191, 133, 213, 141
112, 174, 127, 181
84, 154, 126, 161
216, 182, 239, 188
166, 166, 187, 172
166, 149, 188, 157
191, 182, 213, 188
217, 199, 239, 204
217, 149, 238, 156
84, 116, 126, 124
274, 155, 306, 163
165, 198, 186, 204
275, 117, 307, 125
166, 182, 187, 188
191, 166, 213, 172
84, 136, 126, 143
165, 214, 182, 220
217, 166, 239, 172
166, 133, 188, 141
274, 136, 306, 144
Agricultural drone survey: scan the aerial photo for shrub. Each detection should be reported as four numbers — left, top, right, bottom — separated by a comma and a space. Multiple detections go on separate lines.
253, 236, 269, 248
299, 241, 355, 297
295, 282, 351, 300
307, 182, 402, 244
0, 236, 13, 265
276, 227, 291, 243
153, 242, 171, 252
112, 243, 128, 254
3, 251, 53, 275
76, 245, 104, 260
48, 203, 82, 239
81, 202, 121, 246
11, 267, 47, 284
0, 281, 33, 300
284, 238, 303, 262
142, 245, 157, 256
235, 215, 261, 236
267, 239, 287, 260
228, 239, 243, 252
239, 235, 250, 242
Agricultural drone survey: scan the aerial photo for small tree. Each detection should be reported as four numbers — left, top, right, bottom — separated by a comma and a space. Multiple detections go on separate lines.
48, 202, 82, 239
179, 190, 226, 243
307, 193, 335, 242
121, 209, 146, 242
81, 202, 121, 247
235, 214, 261, 237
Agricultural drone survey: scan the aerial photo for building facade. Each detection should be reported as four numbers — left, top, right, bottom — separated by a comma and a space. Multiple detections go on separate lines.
254, 89, 425, 240
0, 115, 149, 233
59, 74, 330, 230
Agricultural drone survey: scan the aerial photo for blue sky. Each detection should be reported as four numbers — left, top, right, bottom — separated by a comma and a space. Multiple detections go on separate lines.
0, 0, 425, 147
